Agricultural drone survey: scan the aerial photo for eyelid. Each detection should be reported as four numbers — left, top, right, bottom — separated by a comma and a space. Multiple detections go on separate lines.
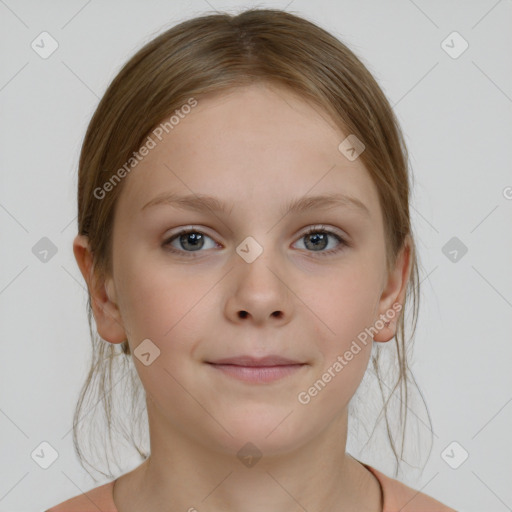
163, 225, 218, 246
299, 223, 347, 238
164, 223, 347, 240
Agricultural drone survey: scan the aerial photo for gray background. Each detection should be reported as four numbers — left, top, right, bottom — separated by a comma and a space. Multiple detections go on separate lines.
1, 1, 511, 511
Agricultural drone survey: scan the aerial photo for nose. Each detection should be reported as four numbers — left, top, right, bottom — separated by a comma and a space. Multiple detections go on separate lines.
225, 249, 292, 327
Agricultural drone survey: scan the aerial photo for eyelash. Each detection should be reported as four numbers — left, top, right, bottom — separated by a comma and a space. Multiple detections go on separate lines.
162, 225, 349, 258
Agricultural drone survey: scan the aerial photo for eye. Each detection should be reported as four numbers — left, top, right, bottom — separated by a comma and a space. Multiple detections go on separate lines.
162, 224, 349, 257
293, 224, 349, 257
162, 228, 219, 256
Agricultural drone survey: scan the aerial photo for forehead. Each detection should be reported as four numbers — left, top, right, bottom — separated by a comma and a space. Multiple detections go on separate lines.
114, 83, 381, 225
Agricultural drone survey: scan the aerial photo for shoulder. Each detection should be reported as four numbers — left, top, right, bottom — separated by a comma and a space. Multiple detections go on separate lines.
45, 480, 117, 512
362, 463, 458, 512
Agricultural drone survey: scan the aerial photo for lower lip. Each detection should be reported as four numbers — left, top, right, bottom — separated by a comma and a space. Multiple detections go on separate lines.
207, 363, 306, 383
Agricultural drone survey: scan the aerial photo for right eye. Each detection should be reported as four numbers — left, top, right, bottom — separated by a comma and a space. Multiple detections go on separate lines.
162, 228, 220, 255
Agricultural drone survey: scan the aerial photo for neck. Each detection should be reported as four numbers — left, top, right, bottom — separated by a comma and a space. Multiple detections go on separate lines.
113, 404, 381, 512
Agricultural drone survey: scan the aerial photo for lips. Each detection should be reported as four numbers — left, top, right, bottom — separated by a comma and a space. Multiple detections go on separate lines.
206, 355, 304, 367
206, 355, 307, 384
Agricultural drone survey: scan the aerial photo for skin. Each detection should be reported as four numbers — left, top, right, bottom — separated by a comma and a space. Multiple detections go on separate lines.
74, 82, 411, 512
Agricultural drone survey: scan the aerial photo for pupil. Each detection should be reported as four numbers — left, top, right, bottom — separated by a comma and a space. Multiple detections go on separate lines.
182, 232, 203, 250
307, 233, 327, 251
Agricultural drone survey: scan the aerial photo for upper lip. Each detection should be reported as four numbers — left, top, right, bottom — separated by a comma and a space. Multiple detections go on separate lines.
207, 355, 305, 366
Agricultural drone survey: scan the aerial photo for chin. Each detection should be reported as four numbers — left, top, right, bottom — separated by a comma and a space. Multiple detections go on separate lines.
204, 413, 317, 459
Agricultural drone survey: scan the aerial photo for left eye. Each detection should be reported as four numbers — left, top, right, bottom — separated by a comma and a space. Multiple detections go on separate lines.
293, 226, 347, 256
162, 225, 348, 256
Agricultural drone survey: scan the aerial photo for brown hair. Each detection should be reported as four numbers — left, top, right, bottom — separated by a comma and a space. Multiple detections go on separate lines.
72, 7, 432, 481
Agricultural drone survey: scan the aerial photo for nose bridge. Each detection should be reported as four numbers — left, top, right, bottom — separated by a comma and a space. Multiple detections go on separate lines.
231, 196, 283, 259
236, 232, 271, 264
229, 231, 291, 314
235, 232, 279, 282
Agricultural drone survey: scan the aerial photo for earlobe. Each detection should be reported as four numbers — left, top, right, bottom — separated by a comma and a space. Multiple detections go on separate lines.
373, 318, 396, 343
72, 234, 127, 345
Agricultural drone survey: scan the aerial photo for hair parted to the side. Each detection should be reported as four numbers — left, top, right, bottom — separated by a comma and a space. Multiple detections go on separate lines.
72, 7, 433, 482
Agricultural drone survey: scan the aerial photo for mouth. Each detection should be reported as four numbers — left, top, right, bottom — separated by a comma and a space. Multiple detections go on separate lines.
205, 355, 308, 384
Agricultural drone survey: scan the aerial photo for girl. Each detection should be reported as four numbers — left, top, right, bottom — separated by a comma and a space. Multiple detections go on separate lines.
46, 8, 456, 512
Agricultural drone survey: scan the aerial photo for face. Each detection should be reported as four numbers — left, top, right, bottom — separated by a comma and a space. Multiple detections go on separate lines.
77, 82, 409, 458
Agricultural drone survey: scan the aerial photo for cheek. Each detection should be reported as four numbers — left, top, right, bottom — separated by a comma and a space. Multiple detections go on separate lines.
303, 264, 380, 401
309, 263, 381, 346
308, 296, 375, 414
116, 256, 211, 347
117, 265, 213, 399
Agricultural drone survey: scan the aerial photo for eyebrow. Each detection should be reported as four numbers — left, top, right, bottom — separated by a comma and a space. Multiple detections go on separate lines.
141, 192, 371, 218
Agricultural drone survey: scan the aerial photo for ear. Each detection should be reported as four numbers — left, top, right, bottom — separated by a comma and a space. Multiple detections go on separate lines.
73, 234, 127, 344
372, 237, 412, 343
